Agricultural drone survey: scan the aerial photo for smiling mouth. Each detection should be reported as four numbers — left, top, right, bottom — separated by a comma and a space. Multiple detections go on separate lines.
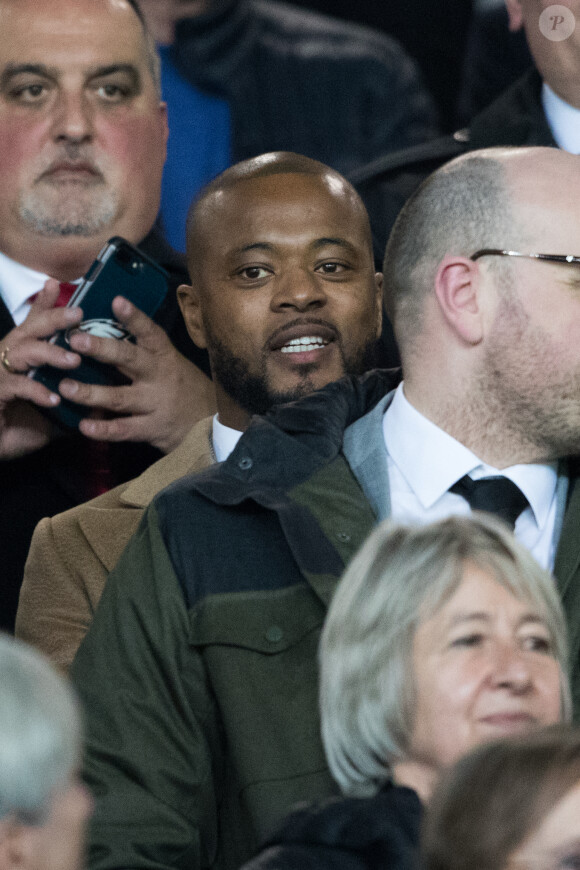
280, 336, 331, 354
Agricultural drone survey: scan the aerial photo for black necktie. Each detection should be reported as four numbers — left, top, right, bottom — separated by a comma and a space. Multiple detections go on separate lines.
449, 475, 529, 530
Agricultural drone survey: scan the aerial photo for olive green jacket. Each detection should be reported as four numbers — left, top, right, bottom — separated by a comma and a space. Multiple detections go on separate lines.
71, 372, 580, 870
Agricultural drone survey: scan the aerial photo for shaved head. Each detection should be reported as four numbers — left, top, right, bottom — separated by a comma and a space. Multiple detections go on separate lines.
388, 145, 580, 467
186, 151, 374, 275
178, 151, 383, 429
382, 146, 578, 356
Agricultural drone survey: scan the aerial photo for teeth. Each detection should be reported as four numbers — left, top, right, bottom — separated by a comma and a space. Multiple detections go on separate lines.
280, 336, 329, 353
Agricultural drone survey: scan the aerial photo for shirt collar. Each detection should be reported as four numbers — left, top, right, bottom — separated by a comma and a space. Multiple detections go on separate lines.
212, 413, 243, 462
542, 81, 580, 154
0, 250, 51, 318
384, 383, 558, 527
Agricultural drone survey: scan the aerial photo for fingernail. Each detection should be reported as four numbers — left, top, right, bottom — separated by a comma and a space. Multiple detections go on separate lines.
60, 379, 77, 394
64, 352, 78, 364
115, 296, 131, 315
65, 307, 82, 320
72, 334, 90, 351
49, 393, 60, 405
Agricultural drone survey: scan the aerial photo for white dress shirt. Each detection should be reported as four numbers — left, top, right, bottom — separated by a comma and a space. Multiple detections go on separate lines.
212, 414, 243, 462
0, 250, 54, 325
542, 81, 580, 154
383, 384, 559, 570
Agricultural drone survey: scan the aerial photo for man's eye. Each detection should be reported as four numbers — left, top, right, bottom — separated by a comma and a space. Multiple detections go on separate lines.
95, 83, 130, 101
238, 266, 270, 280
317, 262, 347, 274
11, 82, 47, 102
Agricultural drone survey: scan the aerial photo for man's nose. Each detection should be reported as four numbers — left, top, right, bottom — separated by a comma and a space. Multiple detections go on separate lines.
52, 91, 94, 142
271, 270, 328, 311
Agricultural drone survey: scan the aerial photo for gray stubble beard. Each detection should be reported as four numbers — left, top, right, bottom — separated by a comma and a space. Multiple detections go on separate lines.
19, 180, 118, 238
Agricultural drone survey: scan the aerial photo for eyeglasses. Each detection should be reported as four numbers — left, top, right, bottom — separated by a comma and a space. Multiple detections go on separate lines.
470, 249, 580, 266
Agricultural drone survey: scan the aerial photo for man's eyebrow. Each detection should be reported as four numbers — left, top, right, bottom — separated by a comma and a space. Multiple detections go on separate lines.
312, 237, 359, 255
230, 238, 360, 257
1, 63, 54, 89
233, 243, 277, 255
0, 62, 142, 90
88, 64, 141, 86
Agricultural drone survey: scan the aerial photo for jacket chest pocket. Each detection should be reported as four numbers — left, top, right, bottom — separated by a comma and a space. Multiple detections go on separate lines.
189, 584, 328, 783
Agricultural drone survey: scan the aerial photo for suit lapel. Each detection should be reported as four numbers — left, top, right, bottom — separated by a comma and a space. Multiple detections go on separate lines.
343, 391, 394, 521
554, 464, 580, 595
78, 509, 143, 574
0, 297, 15, 339
553, 462, 580, 716
78, 418, 215, 574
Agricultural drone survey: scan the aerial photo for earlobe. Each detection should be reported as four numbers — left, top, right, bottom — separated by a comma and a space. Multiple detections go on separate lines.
505, 0, 524, 32
434, 257, 484, 345
177, 284, 208, 349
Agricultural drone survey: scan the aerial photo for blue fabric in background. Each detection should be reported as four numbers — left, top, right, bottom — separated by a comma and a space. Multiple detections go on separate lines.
159, 47, 231, 253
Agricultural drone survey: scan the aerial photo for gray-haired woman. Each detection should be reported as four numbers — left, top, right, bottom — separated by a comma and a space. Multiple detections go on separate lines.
0, 634, 92, 870
241, 514, 571, 870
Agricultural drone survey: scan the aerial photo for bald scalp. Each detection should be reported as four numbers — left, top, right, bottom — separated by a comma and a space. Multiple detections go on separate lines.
185, 151, 374, 274
383, 150, 521, 355
0, 0, 162, 95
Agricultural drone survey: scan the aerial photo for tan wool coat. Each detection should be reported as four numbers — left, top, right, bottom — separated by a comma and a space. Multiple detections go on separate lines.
15, 417, 214, 672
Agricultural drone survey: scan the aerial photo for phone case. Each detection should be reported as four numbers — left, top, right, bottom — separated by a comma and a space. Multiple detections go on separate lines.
30, 236, 169, 429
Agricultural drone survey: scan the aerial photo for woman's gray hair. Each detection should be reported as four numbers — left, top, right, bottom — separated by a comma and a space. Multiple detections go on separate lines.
0, 635, 82, 824
319, 514, 571, 798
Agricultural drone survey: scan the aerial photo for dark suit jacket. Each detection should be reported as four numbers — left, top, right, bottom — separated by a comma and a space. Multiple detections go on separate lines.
353, 68, 556, 260
0, 230, 208, 632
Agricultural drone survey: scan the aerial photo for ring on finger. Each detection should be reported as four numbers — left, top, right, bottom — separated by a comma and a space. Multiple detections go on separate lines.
0, 346, 17, 374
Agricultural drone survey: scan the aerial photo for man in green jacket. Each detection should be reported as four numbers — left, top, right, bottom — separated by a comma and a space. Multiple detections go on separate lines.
72, 145, 580, 870
17, 147, 383, 669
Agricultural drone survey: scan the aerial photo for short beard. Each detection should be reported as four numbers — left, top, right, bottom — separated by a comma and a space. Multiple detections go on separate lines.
19, 185, 117, 238
209, 334, 379, 417
474, 292, 580, 462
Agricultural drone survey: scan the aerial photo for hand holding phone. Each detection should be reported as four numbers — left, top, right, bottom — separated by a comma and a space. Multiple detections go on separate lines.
58, 296, 215, 454
29, 237, 169, 429
0, 282, 83, 459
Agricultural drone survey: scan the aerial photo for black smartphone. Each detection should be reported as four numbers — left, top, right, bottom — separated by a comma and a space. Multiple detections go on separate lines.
29, 236, 169, 429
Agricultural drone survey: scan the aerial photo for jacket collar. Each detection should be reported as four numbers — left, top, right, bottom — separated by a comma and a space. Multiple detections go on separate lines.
469, 68, 555, 148
190, 369, 401, 506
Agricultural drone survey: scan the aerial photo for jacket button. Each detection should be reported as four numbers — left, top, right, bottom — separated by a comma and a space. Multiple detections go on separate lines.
336, 531, 351, 543
238, 457, 253, 470
265, 626, 283, 643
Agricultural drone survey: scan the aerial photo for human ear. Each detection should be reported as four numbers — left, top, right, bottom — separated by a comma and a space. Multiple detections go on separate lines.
434, 257, 484, 345
505, 0, 524, 31
177, 283, 207, 349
